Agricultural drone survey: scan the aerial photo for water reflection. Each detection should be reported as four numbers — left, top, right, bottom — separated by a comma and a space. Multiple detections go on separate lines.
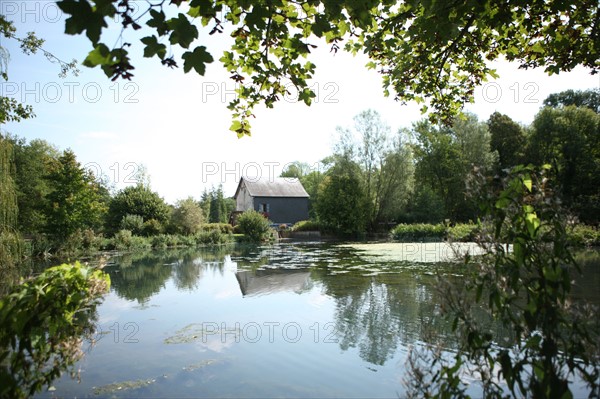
236, 269, 312, 297
106, 251, 173, 303
231, 243, 459, 365
107, 247, 229, 303
45, 243, 598, 398
104, 243, 600, 369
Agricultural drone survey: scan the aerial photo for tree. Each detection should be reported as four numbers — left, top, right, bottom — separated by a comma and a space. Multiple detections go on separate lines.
281, 162, 313, 179
374, 133, 414, 224
350, 110, 389, 228
333, 110, 415, 230
543, 88, 600, 113
171, 197, 204, 235
55, 1, 599, 135
316, 156, 368, 236
1, 15, 77, 124
410, 113, 495, 222
488, 112, 527, 170
452, 113, 497, 173
528, 105, 600, 223
0, 134, 23, 270
208, 185, 228, 223
106, 184, 170, 233
223, 197, 236, 221
411, 120, 465, 221
199, 189, 211, 219
299, 170, 324, 220
10, 138, 60, 236
0, 134, 18, 232
400, 185, 446, 224
44, 150, 107, 241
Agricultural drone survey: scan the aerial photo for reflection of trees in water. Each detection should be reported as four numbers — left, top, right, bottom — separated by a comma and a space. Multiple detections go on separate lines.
572, 251, 600, 304
313, 267, 446, 366
108, 248, 228, 303
311, 264, 513, 366
172, 248, 227, 291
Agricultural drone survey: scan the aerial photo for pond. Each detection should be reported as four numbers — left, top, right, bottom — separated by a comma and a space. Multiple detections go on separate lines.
34, 242, 600, 398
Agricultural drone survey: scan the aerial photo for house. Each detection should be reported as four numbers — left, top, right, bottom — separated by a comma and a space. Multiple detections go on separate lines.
233, 177, 309, 225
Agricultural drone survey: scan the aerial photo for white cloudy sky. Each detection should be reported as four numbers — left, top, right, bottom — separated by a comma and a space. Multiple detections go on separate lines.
1, 2, 598, 203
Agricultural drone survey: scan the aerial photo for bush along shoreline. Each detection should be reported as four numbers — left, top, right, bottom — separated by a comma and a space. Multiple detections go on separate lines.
8, 220, 599, 267
389, 222, 600, 247
16, 226, 236, 263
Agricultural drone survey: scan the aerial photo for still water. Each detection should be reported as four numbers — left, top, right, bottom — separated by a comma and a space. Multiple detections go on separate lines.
35, 242, 600, 398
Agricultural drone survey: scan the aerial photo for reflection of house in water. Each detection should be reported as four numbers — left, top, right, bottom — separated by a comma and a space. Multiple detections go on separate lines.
235, 269, 312, 297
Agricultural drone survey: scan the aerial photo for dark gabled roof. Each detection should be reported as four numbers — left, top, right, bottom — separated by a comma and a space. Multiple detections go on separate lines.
234, 177, 309, 198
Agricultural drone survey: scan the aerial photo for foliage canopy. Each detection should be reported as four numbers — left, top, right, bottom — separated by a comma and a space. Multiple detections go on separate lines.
53, 0, 599, 135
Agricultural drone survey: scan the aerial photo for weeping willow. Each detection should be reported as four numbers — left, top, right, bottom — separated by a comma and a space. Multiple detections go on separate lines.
0, 134, 22, 271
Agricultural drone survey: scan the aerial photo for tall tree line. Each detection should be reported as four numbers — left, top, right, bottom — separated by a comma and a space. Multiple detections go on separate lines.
284, 89, 600, 235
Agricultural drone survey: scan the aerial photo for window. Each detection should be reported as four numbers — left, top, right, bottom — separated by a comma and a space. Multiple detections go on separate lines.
259, 203, 269, 213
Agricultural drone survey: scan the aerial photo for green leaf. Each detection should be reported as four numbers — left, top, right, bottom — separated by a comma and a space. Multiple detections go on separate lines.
57, 0, 110, 44
522, 174, 532, 191
229, 119, 251, 137
140, 36, 166, 59
495, 197, 511, 209
525, 212, 540, 237
312, 14, 331, 37
168, 13, 198, 48
182, 46, 214, 75
147, 9, 170, 36
298, 88, 315, 106
82, 43, 111, 67
229, 120, 242, 132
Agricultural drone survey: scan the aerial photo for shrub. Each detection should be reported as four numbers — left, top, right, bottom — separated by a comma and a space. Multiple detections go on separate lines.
199, 223, 233, 234
568, 224, 600, 247
237, 210, 272, 242
164, 234, 180, 247
231, 233, 245, 242
55, 232, 83, 256
142, 219, 163, 236
291, 220, 320, 232
0, 262, 110, 399
57, 229, 105, 255
390, 223, 446, 241
447, 223, 479, 242
178, 234, 197, 247
120, 214, 144, 235
151, 234, 169, 249
195, 229, 230, 245
113, 229, 133, 251
130, 235, 152, 250
29, 234, 52, 258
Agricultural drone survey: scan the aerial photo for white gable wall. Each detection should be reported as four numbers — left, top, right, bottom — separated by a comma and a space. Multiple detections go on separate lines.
236, 181, 254, 211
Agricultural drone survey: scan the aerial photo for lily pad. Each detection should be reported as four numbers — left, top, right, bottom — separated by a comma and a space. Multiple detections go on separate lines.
164, 323, 242, 344
93, 378, 156, 395
182, 359, 217, 371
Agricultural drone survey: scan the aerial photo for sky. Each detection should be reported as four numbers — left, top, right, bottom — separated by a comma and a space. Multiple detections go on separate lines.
1, 1, 599, 203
